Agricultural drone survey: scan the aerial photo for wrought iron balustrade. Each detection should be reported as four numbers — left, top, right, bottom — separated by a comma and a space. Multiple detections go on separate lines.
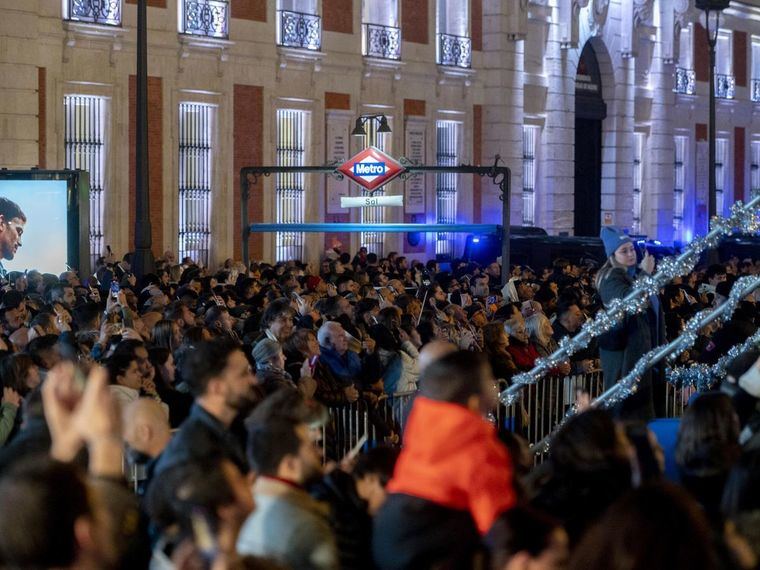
752, 78, 760, 102
180, 0, 228, 39
673, 67, 695, 95
363, 23, 401, 60
437, 32, 472, 68
715, 73, 735, 99
65, 0, 122, 26
277, 10, 321, 51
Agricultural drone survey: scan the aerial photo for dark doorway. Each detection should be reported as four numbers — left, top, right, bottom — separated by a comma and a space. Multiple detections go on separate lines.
574, 42, 607, 237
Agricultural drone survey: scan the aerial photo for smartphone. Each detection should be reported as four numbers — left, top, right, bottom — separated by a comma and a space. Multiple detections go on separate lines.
110, 281, 120, 299
487, 295, 497, 306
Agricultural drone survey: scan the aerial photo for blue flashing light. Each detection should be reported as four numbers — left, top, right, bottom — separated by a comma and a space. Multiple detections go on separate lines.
472, 237, 480, 244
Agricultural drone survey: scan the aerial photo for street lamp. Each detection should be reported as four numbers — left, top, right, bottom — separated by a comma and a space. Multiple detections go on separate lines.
697, 0, 729, 222
351, 114, 392, 138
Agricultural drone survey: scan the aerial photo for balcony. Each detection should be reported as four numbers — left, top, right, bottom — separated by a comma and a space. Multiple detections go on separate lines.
364, 23, 401, 60
752, 78, 760, 102
277, 10, 321, 51
437, 33, 471, 69
179, 0, 229, 39
715, 73, 735, 99
673, 67, 695, 95
64, 0, 122, 26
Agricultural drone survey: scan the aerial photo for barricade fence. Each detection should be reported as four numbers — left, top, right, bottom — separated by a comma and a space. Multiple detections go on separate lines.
317, 372, 703, 465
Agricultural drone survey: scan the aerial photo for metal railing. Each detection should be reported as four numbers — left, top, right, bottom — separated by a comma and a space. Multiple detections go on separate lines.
277, 10, 321, 51
65, 0, 122, 26
179, 0, 229, 39
752, 78, 760, 102
437, 33, 472, 68
674, 67, 695, 95
716, 73, 735, 99
364, 23, 401, 60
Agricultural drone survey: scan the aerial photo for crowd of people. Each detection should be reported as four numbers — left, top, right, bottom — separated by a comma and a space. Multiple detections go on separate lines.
0, 230, 758, 569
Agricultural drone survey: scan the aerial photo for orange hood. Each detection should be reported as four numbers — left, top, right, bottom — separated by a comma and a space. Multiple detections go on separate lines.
387, 396, 515, 534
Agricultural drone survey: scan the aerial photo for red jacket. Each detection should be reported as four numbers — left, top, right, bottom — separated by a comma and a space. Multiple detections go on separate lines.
507, 342, 541, 371
387, 396, 516, 534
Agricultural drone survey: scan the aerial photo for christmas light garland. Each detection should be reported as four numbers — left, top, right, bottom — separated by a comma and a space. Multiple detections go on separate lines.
666, 328, 760, 391
530, 274, 760, 455
501, 196, 760, 407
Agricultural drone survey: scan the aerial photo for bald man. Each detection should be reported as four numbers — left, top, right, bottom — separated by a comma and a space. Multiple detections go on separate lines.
418, 340, 457, 375
123, 398, 171, 460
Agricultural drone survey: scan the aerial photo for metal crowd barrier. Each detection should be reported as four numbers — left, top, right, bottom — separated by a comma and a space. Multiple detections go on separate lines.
663, 382, 698, 418
321, 391, 416, 462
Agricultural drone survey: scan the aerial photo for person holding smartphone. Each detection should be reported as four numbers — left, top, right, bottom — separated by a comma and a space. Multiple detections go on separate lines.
595, 227, 665, 420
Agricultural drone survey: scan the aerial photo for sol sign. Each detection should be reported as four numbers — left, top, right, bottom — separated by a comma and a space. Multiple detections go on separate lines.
337, 146, 405, 191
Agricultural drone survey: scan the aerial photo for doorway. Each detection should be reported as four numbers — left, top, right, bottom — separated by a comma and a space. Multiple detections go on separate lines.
574, 42, 607, 237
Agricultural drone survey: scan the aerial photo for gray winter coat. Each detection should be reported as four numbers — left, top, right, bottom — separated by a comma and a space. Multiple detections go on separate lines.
597, 267, 664, 419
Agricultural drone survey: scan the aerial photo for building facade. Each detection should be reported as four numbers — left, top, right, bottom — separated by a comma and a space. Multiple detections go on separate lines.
1, 0, 760, 269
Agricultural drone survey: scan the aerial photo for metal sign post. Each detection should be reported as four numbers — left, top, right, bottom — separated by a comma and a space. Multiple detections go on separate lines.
241, 157, 511, 285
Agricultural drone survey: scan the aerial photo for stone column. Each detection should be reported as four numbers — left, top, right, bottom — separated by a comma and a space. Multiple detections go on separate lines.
539, 7, 576, 235
643, 25, 676, 242
481, 0, 524, 226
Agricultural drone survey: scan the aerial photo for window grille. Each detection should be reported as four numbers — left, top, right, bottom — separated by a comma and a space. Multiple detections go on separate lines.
178, 102, 214, 268
63, 0, 122, 26
64, 95, 107, 271
673, 136, 688, 238
632, 132, 645, 235
363, 0, 400, 60
276, 1, 321, 51
715, 137, 727, 215
715, 32, 734, 99
752, 40, 760, 102
436, 120, 460, 257
436, 0, 470, 67
178, 0, 229, 39
751, 141, 760, 199
522, 126, 538, 227
360, 118, 391, 257
275, 109, 307, 262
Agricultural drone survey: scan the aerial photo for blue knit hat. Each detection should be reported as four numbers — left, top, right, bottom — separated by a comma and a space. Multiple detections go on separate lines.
600, 226, 633, 258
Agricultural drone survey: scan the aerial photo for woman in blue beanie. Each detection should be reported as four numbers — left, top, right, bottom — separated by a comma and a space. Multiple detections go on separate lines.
594, 227, 664, 419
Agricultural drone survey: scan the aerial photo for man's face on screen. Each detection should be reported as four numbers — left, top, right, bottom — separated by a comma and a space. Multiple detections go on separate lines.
0, 216, 24, 260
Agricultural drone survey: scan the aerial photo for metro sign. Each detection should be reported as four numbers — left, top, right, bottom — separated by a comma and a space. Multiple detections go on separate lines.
337, 146, 405, 191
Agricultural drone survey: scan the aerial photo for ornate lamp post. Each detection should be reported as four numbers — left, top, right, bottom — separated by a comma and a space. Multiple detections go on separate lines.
697, 0, 729, 221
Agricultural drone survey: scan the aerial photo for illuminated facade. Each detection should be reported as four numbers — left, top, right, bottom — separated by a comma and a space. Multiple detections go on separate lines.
1, 0, 759, 266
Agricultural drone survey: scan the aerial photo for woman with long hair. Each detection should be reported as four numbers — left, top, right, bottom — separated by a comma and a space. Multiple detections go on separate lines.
595, 226, 664, 419
151, 319, 182, 352
676, 392, 741, 520
482, 321, 518, 384
148, 347, 193, 428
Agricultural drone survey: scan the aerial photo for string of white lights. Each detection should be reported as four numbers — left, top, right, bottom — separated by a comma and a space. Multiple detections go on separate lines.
501, 196, 760, 407
530, 274, 760, 455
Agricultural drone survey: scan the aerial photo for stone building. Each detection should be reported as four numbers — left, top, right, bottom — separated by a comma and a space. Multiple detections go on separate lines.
1, 0, 759, 269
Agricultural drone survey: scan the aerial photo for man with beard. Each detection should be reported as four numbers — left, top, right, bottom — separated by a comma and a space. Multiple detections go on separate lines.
0, 197, 26, 265
238, 392, 338, 570
154, 337, 258, 475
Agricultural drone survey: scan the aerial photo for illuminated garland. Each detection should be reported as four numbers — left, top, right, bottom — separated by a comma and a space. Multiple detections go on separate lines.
501, 197, 760, 407
531, 275, 760, 454
666, 328, 760, 391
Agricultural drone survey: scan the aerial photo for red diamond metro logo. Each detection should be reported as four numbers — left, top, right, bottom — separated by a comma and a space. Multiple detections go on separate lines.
337, 146, 405, 191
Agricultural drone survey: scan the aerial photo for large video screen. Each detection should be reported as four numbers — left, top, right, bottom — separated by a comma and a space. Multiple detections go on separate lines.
0, 179, 69, 275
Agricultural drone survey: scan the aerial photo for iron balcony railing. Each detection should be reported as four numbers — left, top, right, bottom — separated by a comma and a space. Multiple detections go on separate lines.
179, 0, 229, 39
673, 67, 695, 95
363, 23, 401, 60
437, 32, 472, 68
277, 9, 321, 51
715, 73, 735, 99
64, 0, 122, 26
752, 78, 760, 102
